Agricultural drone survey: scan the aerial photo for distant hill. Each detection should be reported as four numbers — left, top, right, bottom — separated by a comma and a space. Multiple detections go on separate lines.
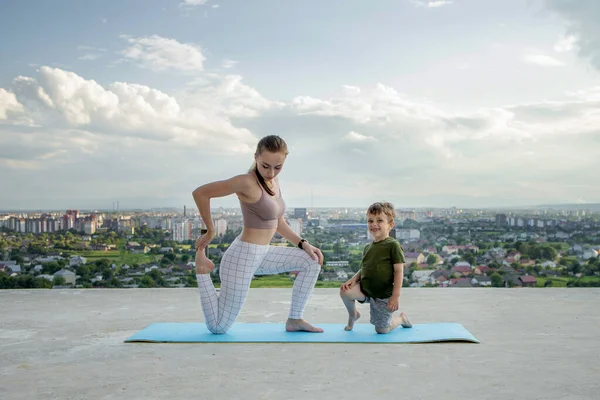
533, 203, 600, 211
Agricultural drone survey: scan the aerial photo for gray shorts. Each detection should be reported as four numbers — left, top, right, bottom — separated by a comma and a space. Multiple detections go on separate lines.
359, 296, 393, 329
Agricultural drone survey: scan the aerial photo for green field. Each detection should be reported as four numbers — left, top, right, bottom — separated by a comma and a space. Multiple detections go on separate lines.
66, 248, 158, 266
248, 275, 341, 288
536, 276, 600, 287
536, 277, 569, 287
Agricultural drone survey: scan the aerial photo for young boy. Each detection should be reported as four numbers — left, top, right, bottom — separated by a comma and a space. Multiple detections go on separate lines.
340, 201, 412, 334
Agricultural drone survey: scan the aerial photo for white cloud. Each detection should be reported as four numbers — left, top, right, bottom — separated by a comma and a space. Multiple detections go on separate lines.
3, 66, 267, 152
412, 0, 453, 8
0, 89, 24, 119
565, 86, 600, 101
554, 34, 578, 52
212, 4, 220, 8
222, 59, 238, 69
545, 0, 600, 69
120, 35, 206, 73
2, 72, 599, 208
100, 18, 107, 24
523, 54, 565, 67
341, 85, 361, 95
182, 0, 209, 5
184, 74, 281, 118
78, 46, 107, 61
344, 131, 378, 143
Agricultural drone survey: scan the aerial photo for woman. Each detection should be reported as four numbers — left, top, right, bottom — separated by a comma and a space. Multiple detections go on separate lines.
192, 135, 324, 334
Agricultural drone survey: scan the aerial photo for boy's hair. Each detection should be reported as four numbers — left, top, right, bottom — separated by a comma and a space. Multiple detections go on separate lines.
367, 202, 396, 223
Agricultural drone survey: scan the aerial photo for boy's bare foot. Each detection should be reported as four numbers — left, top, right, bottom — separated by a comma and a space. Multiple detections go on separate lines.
344, 310, 361, 331
195, 248, 215, 274
285, 318, 324, 333
400, 312, 412, 328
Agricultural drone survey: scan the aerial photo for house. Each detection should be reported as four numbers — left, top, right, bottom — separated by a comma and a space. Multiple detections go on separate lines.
451, 266, 472, 277
431, 270, 450, 279
541, 261, 557, 269
519, 258, 536, 267
8, 265, 22, 274
435, 275, 450, 287
0, 262, 17, 273
320, 271, 346, 282
504, 274, 522, 287
455, 261, 472, 269
519, 275, 537, 287
507, 252, 522, 261
499, 266, 516, 274
411, 270, 435, 284
442, 245, 479, 255
474, 265, 491, 275
127, 242, 150, 254
472, 276, 492, 287
404, 252, 425, 265
582, 250, 599, 260
451, 278, 473, 287
35, 256, 65, 264
69, 255, 87, 267
208, 248, 224, 257
325, 261, 349, 268
484, 247, 507, 261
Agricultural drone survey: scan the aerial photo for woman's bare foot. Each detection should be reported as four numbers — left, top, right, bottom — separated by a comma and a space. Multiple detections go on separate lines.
344, 310, 361, 331
400, 312, 412, 328
285, 318, 324, 333
195, 248, 215, 274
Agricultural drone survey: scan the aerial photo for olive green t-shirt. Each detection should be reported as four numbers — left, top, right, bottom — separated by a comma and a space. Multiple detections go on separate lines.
359, 237, 405, 299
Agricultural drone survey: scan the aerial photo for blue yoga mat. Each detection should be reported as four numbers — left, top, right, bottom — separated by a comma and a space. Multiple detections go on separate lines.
125, 322, 479, 344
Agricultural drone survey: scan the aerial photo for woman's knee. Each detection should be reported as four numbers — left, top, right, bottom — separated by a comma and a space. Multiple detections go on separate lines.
302, 255, 321, 273
206, 321, 232, 334
208, 326, 228, 334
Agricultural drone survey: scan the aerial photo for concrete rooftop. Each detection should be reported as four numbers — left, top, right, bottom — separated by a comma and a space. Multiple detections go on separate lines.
1, 288, 599, 400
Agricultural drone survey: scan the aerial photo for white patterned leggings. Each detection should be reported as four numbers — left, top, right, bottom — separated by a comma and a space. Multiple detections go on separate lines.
196, 237, 322, 334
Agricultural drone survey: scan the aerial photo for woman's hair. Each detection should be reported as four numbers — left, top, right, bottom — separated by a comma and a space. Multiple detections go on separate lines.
367, 202, 396, 223
249, 135, 289, 196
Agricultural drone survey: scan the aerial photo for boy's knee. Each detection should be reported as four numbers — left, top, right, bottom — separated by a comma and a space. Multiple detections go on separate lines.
375, 326, 391, 334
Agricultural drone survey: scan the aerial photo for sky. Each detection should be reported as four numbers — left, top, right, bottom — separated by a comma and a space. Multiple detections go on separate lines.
0, 0, 599, 211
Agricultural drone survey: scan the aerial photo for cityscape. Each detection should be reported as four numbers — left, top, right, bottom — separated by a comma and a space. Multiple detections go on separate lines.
2, 203, 599, 290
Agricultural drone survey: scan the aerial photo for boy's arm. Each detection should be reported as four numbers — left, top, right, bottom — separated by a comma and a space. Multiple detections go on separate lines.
392, 263, 405, 297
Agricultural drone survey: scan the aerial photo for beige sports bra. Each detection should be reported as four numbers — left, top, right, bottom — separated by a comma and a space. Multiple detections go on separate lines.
239, 176, 286, 229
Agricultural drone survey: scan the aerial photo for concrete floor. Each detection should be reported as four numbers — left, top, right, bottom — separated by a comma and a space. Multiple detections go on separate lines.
1, 288, 599, 400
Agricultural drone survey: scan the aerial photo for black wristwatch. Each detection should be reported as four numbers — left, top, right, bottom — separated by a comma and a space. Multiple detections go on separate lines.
298, 239, 307, 249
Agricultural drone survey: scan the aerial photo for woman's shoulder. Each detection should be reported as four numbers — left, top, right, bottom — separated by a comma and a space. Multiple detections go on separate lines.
224, 173, 258, 193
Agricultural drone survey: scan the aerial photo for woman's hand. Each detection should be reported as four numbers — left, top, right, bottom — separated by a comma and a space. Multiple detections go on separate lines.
195, 230, 216, 251
302, 241, 324, 265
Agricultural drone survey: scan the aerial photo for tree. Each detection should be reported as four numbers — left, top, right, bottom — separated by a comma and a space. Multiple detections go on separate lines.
139, 276, 156, 288
427, 254, 439, 266
491, 273, 503, 288
53, 276, 66, 286
463, 252, 476, 265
